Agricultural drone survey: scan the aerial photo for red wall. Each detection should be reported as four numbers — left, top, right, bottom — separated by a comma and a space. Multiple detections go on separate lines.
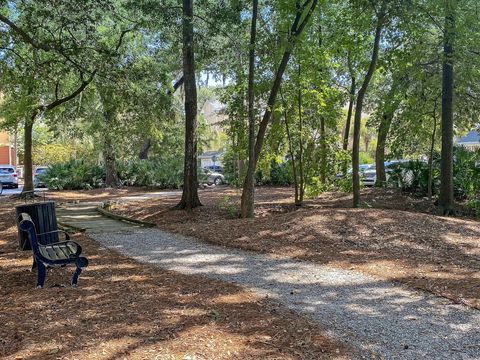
0, 146, 16, 166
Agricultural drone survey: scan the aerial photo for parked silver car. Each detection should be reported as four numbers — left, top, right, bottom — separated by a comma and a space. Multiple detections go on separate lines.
0, 165, 19, 188
362, 160, 413, 186
199, 168, 224, 186
33, 166, 48, 188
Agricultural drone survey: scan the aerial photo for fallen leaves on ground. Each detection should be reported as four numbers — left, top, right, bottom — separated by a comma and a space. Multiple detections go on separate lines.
0, 199, 349, 360
112, 186, 480, 310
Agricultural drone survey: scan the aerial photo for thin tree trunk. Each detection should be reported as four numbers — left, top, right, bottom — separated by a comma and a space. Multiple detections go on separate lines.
176, 0, 201, 210
13, 124, 18, 167
375, 75, 403, 187
240, 0, 258, 218
428, 100, 438, 200
343, 54, 355, 152
281, 89, 300, 204
439, 0, 456, 215
241, 0, 318, 206
22, 113, 35, 193
298, 63, 305, 204
375, 113, 393, 187
320, 116, 327, 184
104, 132, 119, 187
98, 85, 119, 187
352, 7, 385, 207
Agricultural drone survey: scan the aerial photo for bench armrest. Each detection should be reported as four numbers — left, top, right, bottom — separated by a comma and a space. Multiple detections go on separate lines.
37, 229, 70, 241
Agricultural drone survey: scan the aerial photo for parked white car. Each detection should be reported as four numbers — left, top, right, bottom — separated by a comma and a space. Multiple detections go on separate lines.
0, 165, 19, 188
362, 160, 413, 186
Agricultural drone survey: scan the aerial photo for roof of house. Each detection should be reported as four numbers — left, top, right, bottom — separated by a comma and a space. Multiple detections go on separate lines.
457, 129, 480, 144
199, 150, 224, 158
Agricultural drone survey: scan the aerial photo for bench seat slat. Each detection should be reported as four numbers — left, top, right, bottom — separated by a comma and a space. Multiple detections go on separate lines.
18, 215, 88, 287
39, 244, 76, 261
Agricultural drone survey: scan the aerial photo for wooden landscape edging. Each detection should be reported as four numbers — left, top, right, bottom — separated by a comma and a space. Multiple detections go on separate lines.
96, 205, 156, 228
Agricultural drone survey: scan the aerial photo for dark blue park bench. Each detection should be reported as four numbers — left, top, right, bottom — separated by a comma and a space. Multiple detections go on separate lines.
18, 213, 89, 288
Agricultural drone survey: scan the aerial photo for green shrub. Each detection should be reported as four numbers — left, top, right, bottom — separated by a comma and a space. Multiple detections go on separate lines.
453, 147, 480, 200
269, 161, 293, 186
335, 172, 357, 193
42, 158, 184, 190
387, 147, 479, 209
305, 176, 332, 198
222, 149, 244, 187
42, 159, 105, 190
117, 158, 183, 188
466, 199, 480, 217
386, 160, 432, 193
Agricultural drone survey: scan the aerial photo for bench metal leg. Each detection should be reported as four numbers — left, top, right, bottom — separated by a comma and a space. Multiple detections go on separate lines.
36, 261, 46, 288
71, 257, 88, 287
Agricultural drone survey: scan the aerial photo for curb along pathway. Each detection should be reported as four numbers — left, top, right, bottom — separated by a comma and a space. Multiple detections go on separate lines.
56, 203, 143, 232
90, 228, 480, 360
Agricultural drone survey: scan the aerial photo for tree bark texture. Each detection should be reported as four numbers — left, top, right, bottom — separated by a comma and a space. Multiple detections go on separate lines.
439, 0, 456, 214
352, 7, 385, 207
22, 114, 35, 193
241, 0, 318, 212
240, 0, 258, 218
343, 54, 355, 151
176, 0, 202, 210
428, 101, 438, 199
97, 85, 120, 188
375, 113, 393, 187
281, 88, 300, 204
320, 116, 327, 184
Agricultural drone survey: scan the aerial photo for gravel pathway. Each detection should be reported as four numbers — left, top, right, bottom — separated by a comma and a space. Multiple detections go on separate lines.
91, 228, 480, 360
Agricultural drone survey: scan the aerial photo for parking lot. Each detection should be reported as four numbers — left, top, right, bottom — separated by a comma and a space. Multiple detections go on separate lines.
1, 185, 47, 196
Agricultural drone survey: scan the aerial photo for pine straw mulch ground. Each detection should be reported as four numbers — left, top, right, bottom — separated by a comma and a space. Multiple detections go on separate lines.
110, 186, 480, 310
0, 198, 349, 360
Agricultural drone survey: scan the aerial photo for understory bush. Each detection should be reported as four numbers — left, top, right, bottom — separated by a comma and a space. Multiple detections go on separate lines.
42, 159, 105, 190
117, 158, 183, 188
42, 158, 183, 190
387, 147, 479, 215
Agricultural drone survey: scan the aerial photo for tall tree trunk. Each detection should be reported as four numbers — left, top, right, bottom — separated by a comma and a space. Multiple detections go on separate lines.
297, 63, 305, 204
241, 0, 318, 207
176, 0, 201, 210
428, 100, 438, 200
98, 86, 119, 187
240, 0, 258, 218
375, 76, 403, 187
104, 130, 119, 187
439, 0, 456, 215
22, 113, 36, 194
20, 75, 94, 195
375, 113, 393, 187
343, 54, 355, 152
320, 116, 327, 184
352, 7, 385, 207
281, 88, 300, 204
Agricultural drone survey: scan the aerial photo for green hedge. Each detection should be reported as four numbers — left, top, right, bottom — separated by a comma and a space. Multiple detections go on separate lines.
41, 158, 184, 190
